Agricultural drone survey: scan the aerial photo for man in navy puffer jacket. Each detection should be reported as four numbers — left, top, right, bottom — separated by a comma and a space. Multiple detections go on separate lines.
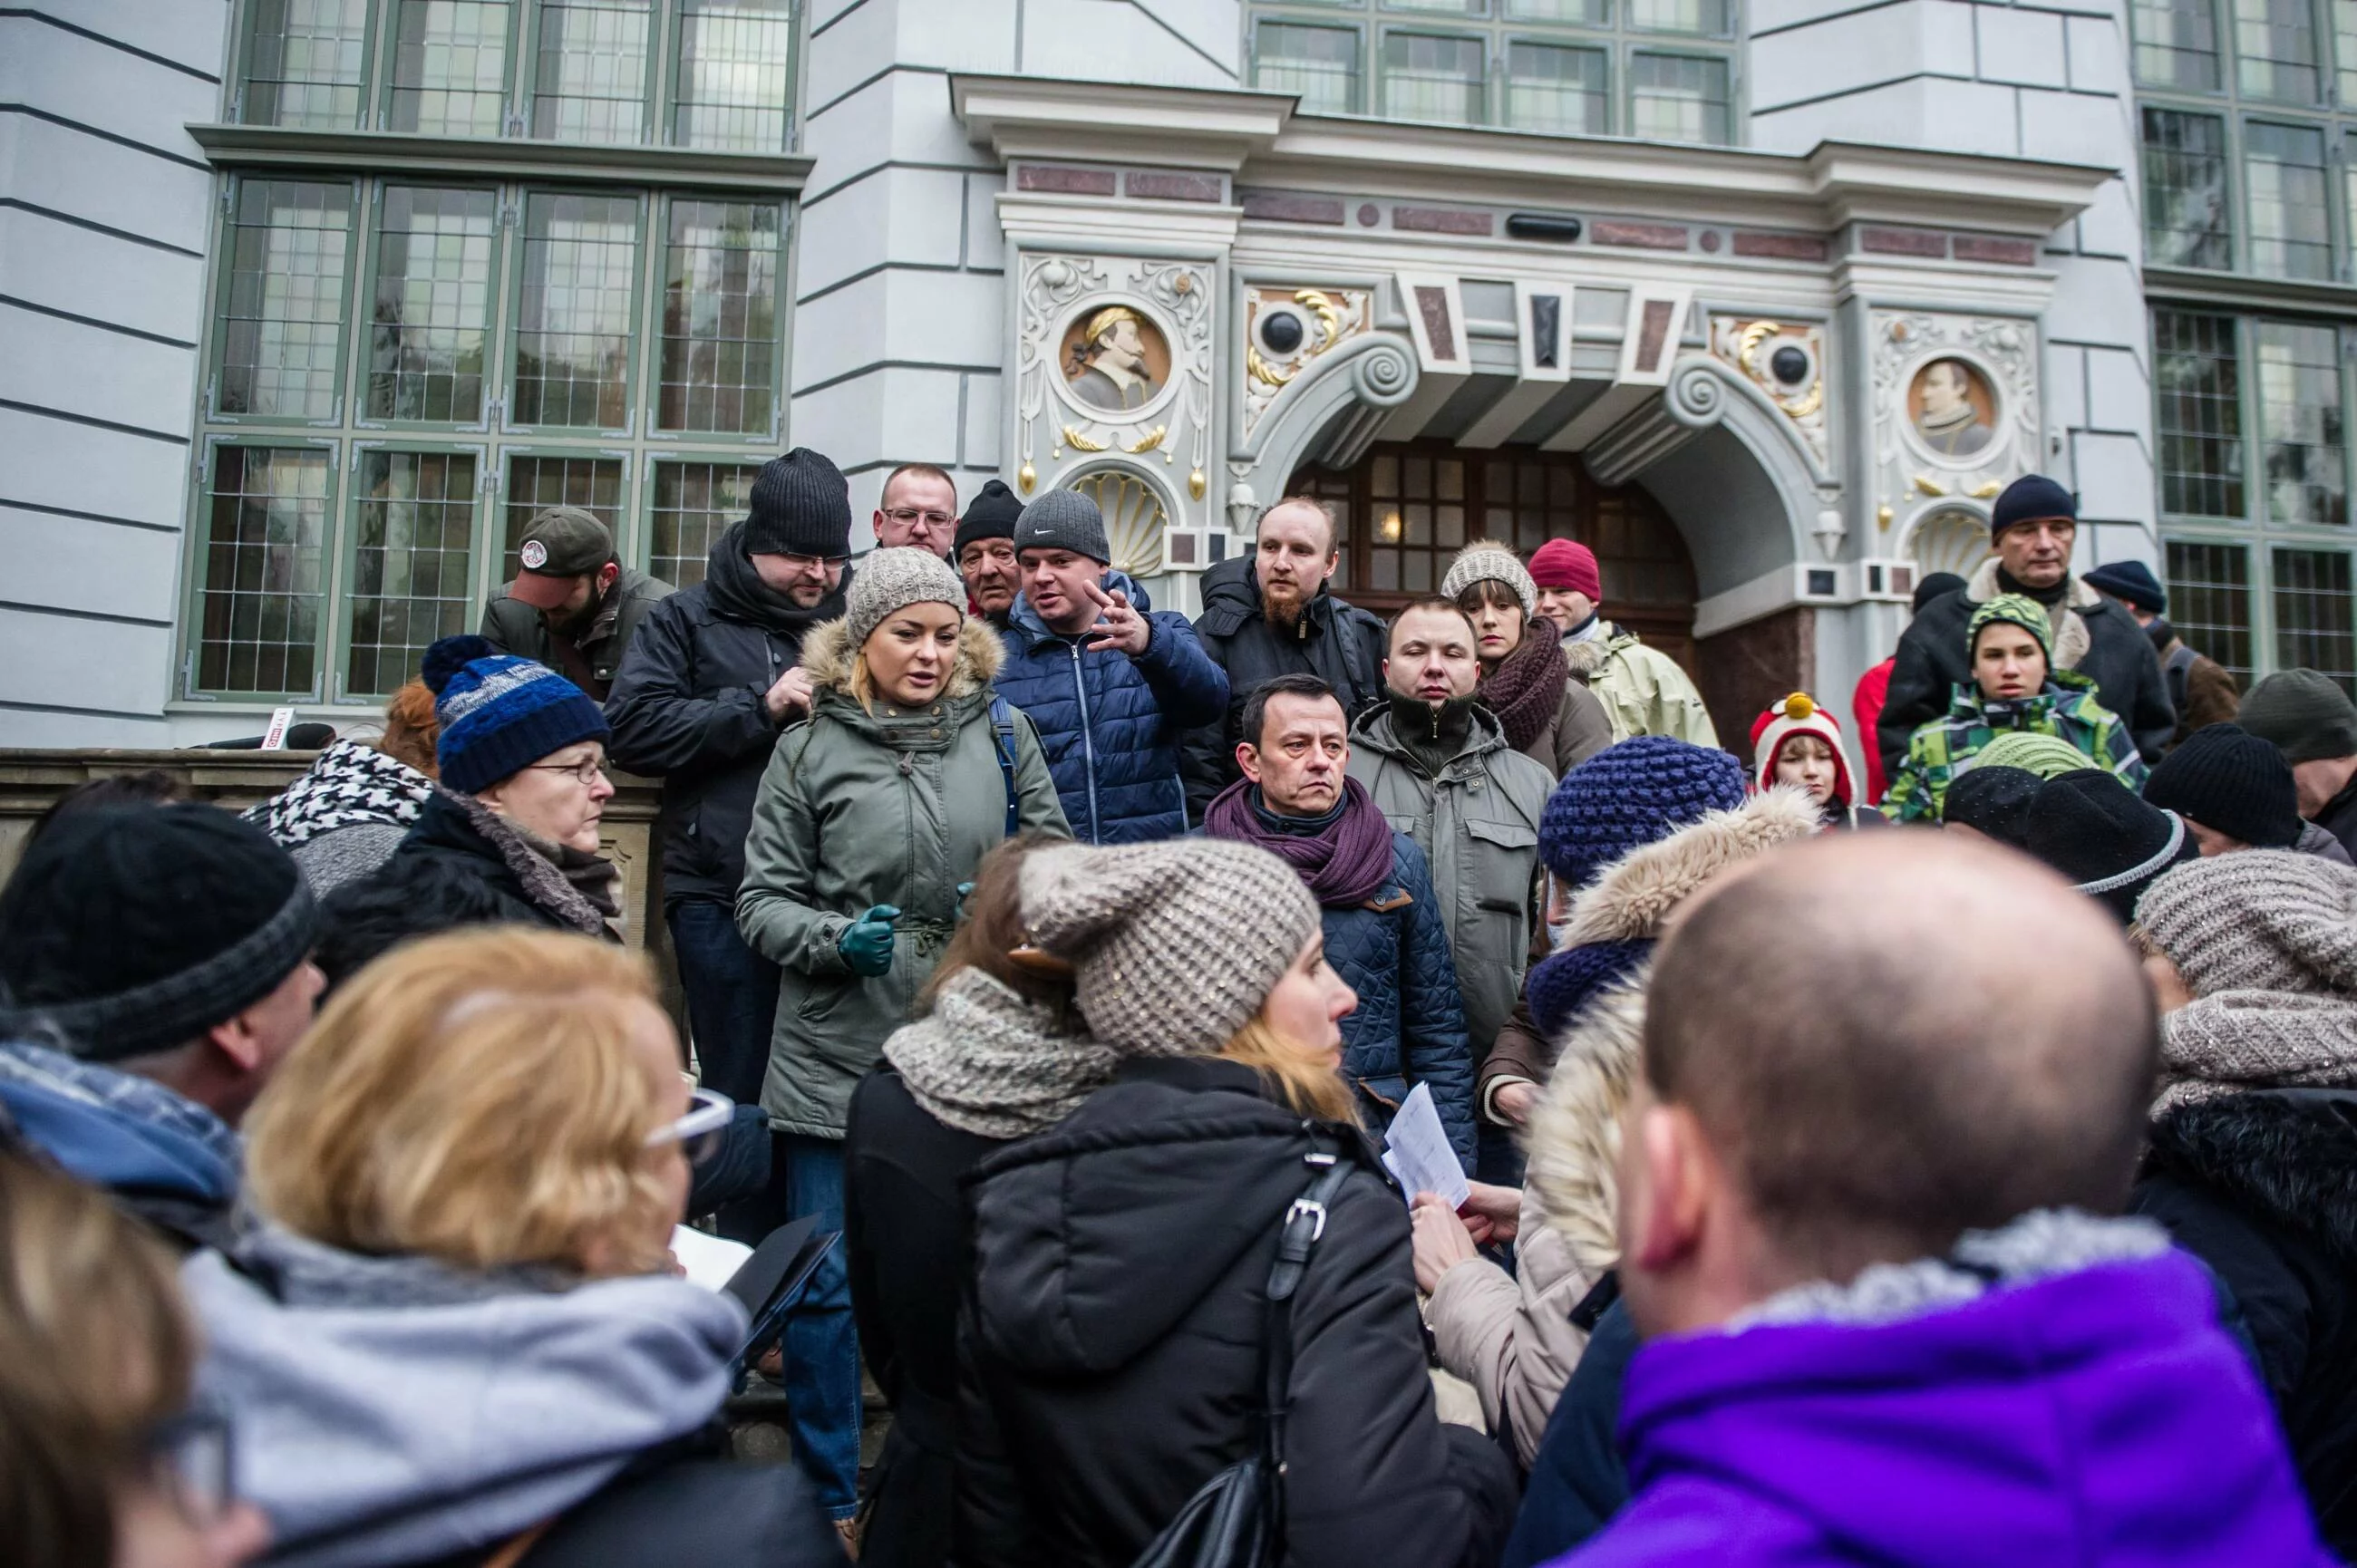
1201, 673, 1475, 1166
998, 489, 1228, 843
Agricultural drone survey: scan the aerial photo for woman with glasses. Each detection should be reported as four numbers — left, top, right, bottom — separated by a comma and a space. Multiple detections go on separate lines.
179, 927, 841, 1568
1, 1140, 268, 1568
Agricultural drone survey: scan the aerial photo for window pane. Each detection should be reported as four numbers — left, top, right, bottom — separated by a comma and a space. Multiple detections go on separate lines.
368, 186, 497, 422
2340, 0, 2357, 102
241, 0, 369, 128
199, 446, 328, 693
350, 450, 479, 695
217, 179, 354, 421
1387, 0, 1488, 19
390, 0, 511, 136
2154, 309, 2246, 519
2134, 0, 2223, 87
1383, 33, 1485, 124
2255, 319, 2347, 527
659, 199, 781, 434
531, 0, 651, 141
1625, 0, 1729, 33
2274, 547, 2356, 692
503, 455, 624, 578
1630, 51, 1730, 143
673, 0, 795, 151
1505, 43, 1608, 135
652, 461, 760, 587
2246, 121, 2333, 280
2139, 108, 2231, 270
2235, 0, 2320, 100
512, 193, 638, 429
1507, 0, 1610, 21
2165, 539, 2255, 682
1256, 23, 1362, 112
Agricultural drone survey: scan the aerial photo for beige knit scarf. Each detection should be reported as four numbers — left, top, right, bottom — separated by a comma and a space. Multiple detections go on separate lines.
881, 967, 1121, 1140
2157, 990, 2357, 1110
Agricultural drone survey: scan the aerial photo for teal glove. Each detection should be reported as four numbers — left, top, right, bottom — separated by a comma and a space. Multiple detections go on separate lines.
837, 905, 900, 977
955, 881, 976, 920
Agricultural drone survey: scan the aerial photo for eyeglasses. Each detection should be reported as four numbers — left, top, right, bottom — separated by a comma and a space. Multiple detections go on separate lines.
645, 1086, 734, 1167
145, 1405, 237, 1524
779, 551, 850, 570
527, 756, 608, 787
884, 508, 955, 530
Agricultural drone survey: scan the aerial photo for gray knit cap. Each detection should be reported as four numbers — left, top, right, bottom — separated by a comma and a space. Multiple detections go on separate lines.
1018, 839, 1321, 1058
2238, 669, 2357, 763
1440, 542, 1537, 618
846, 547, 965, 646
1013, 489, 1111, 565
2135, 849, 2357, 996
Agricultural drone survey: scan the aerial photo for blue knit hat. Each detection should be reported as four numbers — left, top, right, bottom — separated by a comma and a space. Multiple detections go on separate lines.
420, 634, 611, 795
1528, 936, 1654, 1040
1540, 736, 1747, 888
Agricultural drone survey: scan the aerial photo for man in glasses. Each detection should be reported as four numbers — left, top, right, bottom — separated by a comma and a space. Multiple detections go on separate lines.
480, 507, 674, 701
871, 462, 959, 559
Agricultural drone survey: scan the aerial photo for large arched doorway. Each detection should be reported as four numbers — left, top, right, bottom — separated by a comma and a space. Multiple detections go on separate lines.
1285, 440, 1701, 672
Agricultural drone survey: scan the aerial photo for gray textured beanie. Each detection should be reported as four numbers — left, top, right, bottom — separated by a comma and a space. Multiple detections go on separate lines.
1440, 542, 1537, 618
2136, 849, 2357, 996
846, 547, 965, 646
1013, 489, 1111, 565
2238, 669, 2357, 763
1018, 839, 1321, 1058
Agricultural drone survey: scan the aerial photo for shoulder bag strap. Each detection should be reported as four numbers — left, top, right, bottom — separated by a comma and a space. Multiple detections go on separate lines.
1259, 1141, 1353, 1476
989, 693, 1021, 837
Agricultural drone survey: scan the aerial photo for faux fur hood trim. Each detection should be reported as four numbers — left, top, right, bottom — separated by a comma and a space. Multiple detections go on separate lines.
798, 615, 1004, 702
2146, 1090, 2357, 1266
1560, 621, 1636, 682
443, 788, 613, 936
1522, 970, 1646, 1276
1556, 786, 1823, 951
1964, 557, 2097, 673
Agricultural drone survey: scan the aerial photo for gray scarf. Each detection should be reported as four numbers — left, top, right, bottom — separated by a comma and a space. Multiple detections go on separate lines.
881, 967, 1120, 1139
2157, 990, 2357, 1110
449, 789, 619, 936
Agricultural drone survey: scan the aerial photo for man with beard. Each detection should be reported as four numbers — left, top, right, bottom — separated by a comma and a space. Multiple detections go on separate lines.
1183, 496, 1386, 818
605, 449, 854, 1120
480, 507, 673, 700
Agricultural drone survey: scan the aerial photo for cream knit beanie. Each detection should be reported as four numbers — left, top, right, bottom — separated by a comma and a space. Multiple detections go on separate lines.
847, 547, 965, 646
1440, 541, 1537, 618
2135, 849, 2357, 996
1018, 839, 1321, 1058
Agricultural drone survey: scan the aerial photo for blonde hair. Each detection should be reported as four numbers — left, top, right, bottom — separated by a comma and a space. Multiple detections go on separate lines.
244, 928, 678, 1277
1220, 1017, 1361, 1127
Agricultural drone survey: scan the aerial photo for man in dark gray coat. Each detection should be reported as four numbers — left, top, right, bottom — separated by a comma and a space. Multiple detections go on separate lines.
480, 507, 673, 700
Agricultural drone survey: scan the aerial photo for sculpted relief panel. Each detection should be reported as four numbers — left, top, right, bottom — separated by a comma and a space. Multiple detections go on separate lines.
1869, 310, 2042, 571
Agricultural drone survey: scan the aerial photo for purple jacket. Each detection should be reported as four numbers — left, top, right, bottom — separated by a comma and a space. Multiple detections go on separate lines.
1556, 1216, 2333, 1568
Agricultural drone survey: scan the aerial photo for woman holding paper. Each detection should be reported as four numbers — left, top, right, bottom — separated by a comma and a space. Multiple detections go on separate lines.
955, 837, 1518, 1568
176, 927, 842, 1568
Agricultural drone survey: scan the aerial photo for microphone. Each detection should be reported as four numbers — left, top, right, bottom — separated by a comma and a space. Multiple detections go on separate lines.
201, 721, 338, 750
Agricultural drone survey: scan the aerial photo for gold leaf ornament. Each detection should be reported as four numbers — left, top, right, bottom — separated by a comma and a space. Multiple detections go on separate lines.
1062, 425, 1110, 453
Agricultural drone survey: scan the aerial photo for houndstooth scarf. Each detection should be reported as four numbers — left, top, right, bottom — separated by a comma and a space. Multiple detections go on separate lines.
2157, 990, 2357, 1110
246, 739, 433, 847
881, 967, 1120, 1140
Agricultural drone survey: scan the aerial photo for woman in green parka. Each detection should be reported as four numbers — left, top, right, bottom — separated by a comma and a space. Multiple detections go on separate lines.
735, 547, 1066, 1527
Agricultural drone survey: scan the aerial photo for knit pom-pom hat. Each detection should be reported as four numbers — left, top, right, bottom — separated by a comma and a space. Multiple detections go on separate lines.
1440, 542, 1537, 619
1018, 838, 1320, 1059
1541, 737, 1748, 888
421, 634, 610, 796
846, 547, 965, 646
1748, 692, 1856, 806
2136, 850, 2357, 997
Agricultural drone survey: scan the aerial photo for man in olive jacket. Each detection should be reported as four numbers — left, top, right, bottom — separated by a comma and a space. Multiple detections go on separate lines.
480, 507, 672, 700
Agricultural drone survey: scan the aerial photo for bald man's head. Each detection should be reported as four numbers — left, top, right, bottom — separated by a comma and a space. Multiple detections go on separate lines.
1645, 832, 2156, 1283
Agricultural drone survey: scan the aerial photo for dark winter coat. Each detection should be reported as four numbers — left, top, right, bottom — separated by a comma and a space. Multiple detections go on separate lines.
2153, 623, 2241, 747
1323, 831, 1476, 1166
2316, 774, 2357, 863
605, 528, 849, 906
956, 1055, 1518, 1568
2132, 1089, 2357, 1556
995, 573, 1229, 844
1181, 556, 1387, 818
1502, 1293, 1636, 1568
844, 1069, 1002, 1568
481, 566, 674, 700
1877, 558, 2176, 776
332, 789, 617, 942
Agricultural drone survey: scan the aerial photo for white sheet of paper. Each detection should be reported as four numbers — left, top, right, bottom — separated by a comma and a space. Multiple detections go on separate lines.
1382, 1081, 1469, 1209
670, 1224, 752, 1292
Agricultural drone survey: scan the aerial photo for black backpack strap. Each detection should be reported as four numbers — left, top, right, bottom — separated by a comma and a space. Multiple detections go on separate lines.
1259, 1140, 1353, 1476
989, 694, 1021, 837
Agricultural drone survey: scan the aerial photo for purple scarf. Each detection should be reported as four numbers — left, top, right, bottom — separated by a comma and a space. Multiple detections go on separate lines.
1204, 776, 1395, 908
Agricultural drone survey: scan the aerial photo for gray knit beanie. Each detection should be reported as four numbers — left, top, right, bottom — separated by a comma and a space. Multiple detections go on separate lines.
1018, 839, 1321, 1058
2135, 849, 2357, 995
2238, 669, 2357, 763
1440, 542, 1537, 618
1013, 489, 1111, 565
846, 547, 965, 646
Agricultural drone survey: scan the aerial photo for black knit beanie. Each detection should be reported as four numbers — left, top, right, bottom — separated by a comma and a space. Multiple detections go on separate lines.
955, 479, 1024, 556
1990, 474, 2076, 537
0, 804, 319, 1061
745, 448, 852, 558
2238, 669, 2357, 764
1941, 764, 2039, 848
2022, 769, 2198, 924
2143, 723, 2303, 848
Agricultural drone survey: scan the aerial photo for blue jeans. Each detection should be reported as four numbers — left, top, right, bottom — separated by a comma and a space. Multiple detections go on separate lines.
666, 899, 780, 1108
773, 1134, 862, 1519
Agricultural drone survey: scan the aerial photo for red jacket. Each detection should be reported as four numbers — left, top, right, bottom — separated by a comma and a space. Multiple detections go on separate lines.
1853, 658, 1894, 803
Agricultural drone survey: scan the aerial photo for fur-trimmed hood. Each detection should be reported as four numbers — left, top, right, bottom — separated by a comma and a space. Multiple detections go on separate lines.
2146, 1089, 2357, 1267
1523, 971, 1645, 1276
1556, 786, 1824, 950
798, 613, 1004, 702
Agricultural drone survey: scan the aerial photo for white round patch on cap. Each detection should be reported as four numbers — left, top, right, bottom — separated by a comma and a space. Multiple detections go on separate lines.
519, 539, 550, 569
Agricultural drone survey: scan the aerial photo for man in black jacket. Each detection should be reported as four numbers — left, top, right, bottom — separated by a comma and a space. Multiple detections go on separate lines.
1877, 475, 2175, 779
605, 449, 853, 1110
1182, 496, 1386, 818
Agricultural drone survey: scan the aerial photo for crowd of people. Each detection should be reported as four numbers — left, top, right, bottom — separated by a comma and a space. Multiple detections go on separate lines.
4, 452, 2354, 1568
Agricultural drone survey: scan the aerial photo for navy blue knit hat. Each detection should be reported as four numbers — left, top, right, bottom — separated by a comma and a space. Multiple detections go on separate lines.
421, 634, 611, 795
1528, 936, 1653, 1040
2081, 559, 2166, 615
1540, 737, 1748, 888
1990, 474, 2076, 538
